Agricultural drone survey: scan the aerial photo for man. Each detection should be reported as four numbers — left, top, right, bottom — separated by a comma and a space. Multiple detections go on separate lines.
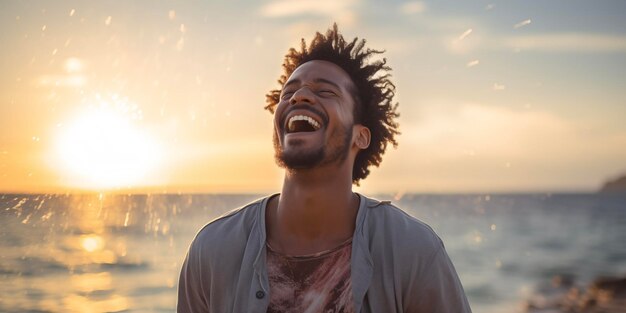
178, 25, 472, 313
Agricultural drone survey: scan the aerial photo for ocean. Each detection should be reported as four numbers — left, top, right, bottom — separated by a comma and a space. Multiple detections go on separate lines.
1, 193, 624, 313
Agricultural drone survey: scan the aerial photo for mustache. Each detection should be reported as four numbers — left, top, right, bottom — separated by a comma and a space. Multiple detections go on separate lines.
279, 104, 329, 130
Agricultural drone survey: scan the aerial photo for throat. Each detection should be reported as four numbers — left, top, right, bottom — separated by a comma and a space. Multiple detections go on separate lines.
267, 190, 359, 252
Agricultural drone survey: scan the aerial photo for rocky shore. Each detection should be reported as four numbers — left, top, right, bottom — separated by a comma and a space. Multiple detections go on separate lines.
526, 276, 626, 313
600, 174, 626, 193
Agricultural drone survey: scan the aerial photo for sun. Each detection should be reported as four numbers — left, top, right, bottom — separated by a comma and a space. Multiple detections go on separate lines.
54, 95, 163, 189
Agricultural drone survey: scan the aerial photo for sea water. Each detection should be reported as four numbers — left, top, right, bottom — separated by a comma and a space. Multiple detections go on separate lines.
1, 193, 624, 312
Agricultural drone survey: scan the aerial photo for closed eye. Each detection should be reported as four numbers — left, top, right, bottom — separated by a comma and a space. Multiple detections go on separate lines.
318, 90, 337, 97
281, 91, 294, 99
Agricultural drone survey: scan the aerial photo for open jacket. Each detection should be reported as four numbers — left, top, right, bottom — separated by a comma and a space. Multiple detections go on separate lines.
178, 193, 472, 313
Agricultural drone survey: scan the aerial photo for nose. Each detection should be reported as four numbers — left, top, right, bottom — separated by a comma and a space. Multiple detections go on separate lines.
289, 87, 315, 105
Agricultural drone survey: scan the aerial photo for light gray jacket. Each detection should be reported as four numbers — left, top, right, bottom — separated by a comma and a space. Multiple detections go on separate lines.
178, 194, 472, 313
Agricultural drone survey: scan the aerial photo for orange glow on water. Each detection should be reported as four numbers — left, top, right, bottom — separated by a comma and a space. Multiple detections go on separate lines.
80, 234, 104, 252
64, 294, 129, 313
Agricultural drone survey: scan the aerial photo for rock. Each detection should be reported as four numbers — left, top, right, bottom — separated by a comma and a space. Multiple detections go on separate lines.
592, 277, 626, 296
526, 276, 626, 313
600, 174, 626, 193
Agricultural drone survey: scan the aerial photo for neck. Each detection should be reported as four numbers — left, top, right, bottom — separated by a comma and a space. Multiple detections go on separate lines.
266, 162, 359, 255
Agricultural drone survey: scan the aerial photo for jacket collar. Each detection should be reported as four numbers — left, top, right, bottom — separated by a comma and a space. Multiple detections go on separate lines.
252, 193, 277, 293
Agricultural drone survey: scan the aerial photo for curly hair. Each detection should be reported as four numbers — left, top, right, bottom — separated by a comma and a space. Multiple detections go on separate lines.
265, 24, 400, 185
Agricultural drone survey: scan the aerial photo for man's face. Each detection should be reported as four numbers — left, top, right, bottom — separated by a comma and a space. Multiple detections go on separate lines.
273, 60, 358, 170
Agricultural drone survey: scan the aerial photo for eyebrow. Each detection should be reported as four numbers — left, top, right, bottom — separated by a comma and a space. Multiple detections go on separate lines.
283, 78, 342, 90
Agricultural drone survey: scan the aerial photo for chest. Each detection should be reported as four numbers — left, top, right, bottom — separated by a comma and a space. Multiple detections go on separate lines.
265, 241, 355, 313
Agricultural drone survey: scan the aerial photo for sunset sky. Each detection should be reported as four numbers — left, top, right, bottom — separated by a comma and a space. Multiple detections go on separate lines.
1, 0, 625, 194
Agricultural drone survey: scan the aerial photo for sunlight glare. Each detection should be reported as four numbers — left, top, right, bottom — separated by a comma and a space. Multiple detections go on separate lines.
81, 234, 104, 252
64, 58, 83, 73
54, 96, 163, 189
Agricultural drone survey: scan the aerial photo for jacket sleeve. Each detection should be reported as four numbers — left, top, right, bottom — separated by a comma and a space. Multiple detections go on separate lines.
405, 246, 472, 313
177, 239, 210, 313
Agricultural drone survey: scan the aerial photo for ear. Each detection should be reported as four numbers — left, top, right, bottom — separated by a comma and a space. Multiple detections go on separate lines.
353, 125, 371, 150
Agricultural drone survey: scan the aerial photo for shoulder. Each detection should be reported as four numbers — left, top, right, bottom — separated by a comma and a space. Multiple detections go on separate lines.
362, 196, 444, 261
188, 196, 266, 258
360, 196, 472, 312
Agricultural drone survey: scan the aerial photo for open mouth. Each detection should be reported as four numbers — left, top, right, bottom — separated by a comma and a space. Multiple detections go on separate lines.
285, 114, 322, 134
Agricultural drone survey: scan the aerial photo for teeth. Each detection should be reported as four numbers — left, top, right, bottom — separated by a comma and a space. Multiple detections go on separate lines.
287, 115, 321, 130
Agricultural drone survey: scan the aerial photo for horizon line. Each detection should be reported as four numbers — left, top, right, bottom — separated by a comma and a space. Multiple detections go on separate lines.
0, 188, 608, 196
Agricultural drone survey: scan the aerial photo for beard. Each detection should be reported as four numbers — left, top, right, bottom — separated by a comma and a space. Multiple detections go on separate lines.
273, 124, 352, 170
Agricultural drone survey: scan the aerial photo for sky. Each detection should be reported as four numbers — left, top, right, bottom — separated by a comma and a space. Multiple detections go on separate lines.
0, 0, 625, 194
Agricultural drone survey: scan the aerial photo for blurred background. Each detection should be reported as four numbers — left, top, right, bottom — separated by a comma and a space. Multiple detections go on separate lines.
1, 0, 625, 312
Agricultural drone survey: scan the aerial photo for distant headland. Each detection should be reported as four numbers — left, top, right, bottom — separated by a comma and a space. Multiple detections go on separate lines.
599, 173, 626, 193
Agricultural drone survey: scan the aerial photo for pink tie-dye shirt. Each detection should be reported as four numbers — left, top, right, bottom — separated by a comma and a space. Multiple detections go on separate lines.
266, 239, 354, 313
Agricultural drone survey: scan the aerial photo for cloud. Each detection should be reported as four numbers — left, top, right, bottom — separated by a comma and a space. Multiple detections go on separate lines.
441, 31, 626, 54
399, 1, 426, 15
260, 0, 356, 18
408, 103, 626, 163
38, 75, 86, 87
404, 104, 572, 158
385, 103, 626, 191
504, 33, 626, 53
260, 0, 359, 30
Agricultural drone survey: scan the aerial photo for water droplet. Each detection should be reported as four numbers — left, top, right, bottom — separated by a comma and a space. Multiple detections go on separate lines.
514, 19, 531, 29
457, 29, 472, 41
474, 234, 483, 243
466, 60, 479, 67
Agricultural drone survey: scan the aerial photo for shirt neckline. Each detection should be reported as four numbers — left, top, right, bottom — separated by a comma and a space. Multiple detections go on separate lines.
266, 236, 353, 260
